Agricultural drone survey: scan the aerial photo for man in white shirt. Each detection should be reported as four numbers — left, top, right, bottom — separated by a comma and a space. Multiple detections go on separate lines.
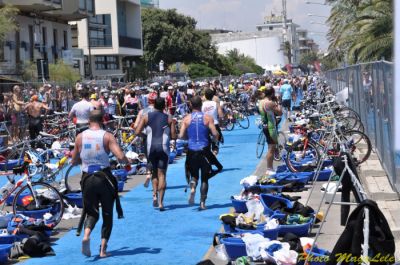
69, 90, 94, 133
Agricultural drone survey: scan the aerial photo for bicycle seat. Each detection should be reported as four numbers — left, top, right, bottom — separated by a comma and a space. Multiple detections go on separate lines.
39, 132, 59, 139
113, 115, 124, 119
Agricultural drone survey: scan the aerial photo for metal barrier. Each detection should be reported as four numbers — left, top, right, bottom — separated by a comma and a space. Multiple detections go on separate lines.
325, 60, 400, 193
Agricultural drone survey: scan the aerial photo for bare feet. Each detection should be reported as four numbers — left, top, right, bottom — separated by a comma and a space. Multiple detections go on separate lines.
143, 176, 151, 188
82, 238, 91, 257
188, 187, 195, 205
152, 194, 158, 208
199, 202, 207, 210
99, 244, 109, 258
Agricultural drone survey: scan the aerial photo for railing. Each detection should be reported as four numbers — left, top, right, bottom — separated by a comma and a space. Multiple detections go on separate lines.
118, 36, 142, 49
89, 36, 112, 48
325, 60, 399, 193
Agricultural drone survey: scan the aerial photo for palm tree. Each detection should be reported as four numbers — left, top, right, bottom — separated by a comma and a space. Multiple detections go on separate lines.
327, 0, 393, 63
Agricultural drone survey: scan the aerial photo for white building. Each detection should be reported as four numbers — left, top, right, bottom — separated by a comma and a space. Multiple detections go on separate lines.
212, 32, 285, 70
72, 0, 143, 80
0, 0, 94, 80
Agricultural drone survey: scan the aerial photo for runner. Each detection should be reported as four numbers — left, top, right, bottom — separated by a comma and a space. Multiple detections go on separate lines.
69, 90, 94, 133
202, 88, 223, 176
179, 96, 219, 210
133, 92, 157, 188
135, 97, 177, 211
71, 110, 130, 258
24, 95, 49, 141
279, 79, 294, 120
258, 88, 282, 174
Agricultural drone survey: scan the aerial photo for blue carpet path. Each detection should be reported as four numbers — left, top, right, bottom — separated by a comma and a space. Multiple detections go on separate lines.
23, 116, 260, 265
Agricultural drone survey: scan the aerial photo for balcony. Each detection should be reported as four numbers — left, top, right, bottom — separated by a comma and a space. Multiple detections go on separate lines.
0, 0, 62, 12
90, 36, 113, 48
119, 36, 142, 50
44, 0, 94, 21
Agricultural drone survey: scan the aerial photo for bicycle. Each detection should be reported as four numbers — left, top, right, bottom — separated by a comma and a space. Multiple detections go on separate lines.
0, 162, 64, 227
255, 123, 286, 160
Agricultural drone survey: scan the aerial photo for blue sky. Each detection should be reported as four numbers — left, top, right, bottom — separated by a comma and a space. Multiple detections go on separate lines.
159, 0, 331, 50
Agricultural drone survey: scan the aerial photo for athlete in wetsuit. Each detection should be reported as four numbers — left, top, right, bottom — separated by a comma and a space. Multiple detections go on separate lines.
135, 97, 176, 211
179, 96, 219, 210
24, 95, 49, 141
71, 110, 130, 258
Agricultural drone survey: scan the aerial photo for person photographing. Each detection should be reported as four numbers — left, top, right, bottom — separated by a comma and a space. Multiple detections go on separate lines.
71, 109, 130, 258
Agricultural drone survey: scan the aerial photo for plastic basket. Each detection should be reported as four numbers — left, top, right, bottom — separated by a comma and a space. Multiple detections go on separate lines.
176, 147, 184, 156
231, 198, 248, 213
311, 169, 332, 181
0, 244, 12, 264
6, 190, 31, 206
278, 218, 313, 237
220, 237, 247, 260
17, 207, 52, 219
112, 169, 128, 182
0, 234, 15, 244
0, 159, 23, 171
235, 225, 279, 240
118, 180, 124, 192
260, 194, 293, 216
64, 193, 83, 208
169, 151, 177, 164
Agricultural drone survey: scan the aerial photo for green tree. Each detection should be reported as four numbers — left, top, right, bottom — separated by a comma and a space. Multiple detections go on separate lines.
188, 63, 218, 79
300, 51, 318, 66
141, 8, 216, 66
49, 61, 80, 83
0, 4, 18, 42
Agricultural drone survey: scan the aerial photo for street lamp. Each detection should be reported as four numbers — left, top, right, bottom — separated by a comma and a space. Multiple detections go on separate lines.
253, 35, 258, 63
307, 13, 329, 18
305, 1, 328, 5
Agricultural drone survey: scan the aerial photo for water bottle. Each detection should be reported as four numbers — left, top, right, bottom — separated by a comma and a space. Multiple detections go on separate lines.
0, 178, 15, 200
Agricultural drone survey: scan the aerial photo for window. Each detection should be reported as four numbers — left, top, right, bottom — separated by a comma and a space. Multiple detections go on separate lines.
71, 25, 78, 48
89, 15, 112, 47
95, 56, 119, 70
0, 42, 5, 62
87, 0, 94, 13
29, 25, 34, 61
79, 0, 86, 10
42, 27, 47, 60
15, 31, 20, 63
53, 29, 58, 61
63, 30, 68, 49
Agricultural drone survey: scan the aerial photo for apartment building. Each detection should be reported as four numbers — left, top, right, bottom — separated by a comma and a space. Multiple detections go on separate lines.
72, 0, 143, 80
141, 0, 159, 8
0, 0, 94, 80
297, 29, 320, 57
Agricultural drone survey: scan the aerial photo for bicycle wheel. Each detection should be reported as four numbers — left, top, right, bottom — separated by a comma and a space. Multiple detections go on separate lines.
285, 140, 321, 172
225, 118, 235, 131
12, 182, 64, 227
274, 132, 287, 161
64, 164, 82, 193
341, 130, 372, 165
238, 113, 250, 129
256, 131, 266, 158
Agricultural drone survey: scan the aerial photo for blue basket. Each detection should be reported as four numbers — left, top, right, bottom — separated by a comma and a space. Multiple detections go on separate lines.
231, 198, 248, 213
276, 164, 289, 173
176, 147, 184, 156
64, 193, 83, 208
127, 164, 137, 175
220, 237, 247, 260
6, 190, 31, 206
260, 194, 293, 216
245, 185, 283, 193
273, 172, 313, 184
311, 169, 332, 181
17, 207, 52, 219
222, 223, 236, 233
235, 225, 279, 240
0, 234, 15, 244
278, 218, 313, 237
169, 151, 177, 164
322, 160, 333, 168
0, 159, 23, 171
118, 180, 124, 192
0, 244, 12, 264
112, 169, 128, 182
